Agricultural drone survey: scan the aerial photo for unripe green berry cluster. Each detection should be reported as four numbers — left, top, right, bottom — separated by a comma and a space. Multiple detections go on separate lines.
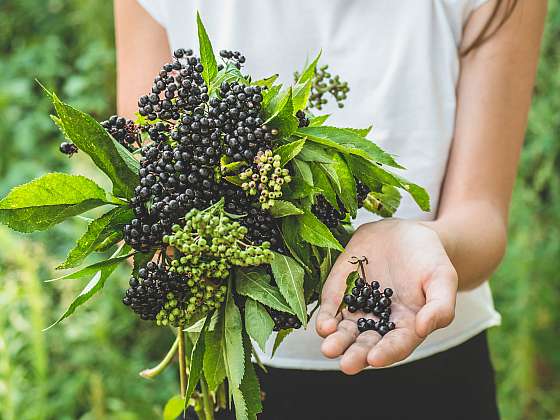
296, 64, 349, 110
155, 292, 188, 327
239, 150, 291, 210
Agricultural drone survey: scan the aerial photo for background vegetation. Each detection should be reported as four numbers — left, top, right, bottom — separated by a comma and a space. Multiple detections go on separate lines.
0, 1, 558, 418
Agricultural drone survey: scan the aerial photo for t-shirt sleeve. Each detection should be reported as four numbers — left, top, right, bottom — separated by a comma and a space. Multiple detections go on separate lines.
137, 0, 167, 27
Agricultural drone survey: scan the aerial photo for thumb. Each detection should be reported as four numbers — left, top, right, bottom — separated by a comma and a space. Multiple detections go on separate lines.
415, 265, 458, 337
316, 255, 352, 338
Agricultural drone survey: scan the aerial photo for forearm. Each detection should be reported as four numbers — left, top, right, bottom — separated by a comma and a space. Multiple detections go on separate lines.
424, 201, 507, 290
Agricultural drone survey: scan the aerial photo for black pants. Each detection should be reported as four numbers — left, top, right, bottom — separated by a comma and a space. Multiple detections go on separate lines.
220, 331, 499, 420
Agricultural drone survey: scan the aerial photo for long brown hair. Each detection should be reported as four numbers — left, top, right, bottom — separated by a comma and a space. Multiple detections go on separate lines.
461, 0, 519, 55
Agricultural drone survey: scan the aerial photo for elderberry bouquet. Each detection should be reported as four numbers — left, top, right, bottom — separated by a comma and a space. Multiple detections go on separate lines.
0, 14, 429, 420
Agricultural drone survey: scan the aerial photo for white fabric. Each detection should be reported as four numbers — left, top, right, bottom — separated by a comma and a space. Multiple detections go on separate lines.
138, 0, 500, 369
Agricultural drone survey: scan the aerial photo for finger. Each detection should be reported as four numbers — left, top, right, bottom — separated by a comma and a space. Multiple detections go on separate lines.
339, 330, 381, 375
320, 319, 359, 359
367, 328, 422, 367
415, 266, 458, 337
316, 255, 353, 338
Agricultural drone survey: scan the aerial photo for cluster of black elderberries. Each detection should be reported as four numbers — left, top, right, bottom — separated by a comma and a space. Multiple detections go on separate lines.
121, 48, 285, 254
122, 261, 190, 326
312, 180, 370, 229
343, 257, 396, 336
269, 308, 302, 331
101, 115, 142, 151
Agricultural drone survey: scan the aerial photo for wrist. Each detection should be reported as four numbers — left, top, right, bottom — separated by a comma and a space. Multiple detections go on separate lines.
419, 219, 457, 263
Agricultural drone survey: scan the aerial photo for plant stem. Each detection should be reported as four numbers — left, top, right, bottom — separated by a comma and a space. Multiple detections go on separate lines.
200, 378, 215, 420
139, 336, 179, 379
178, 326, 187, 398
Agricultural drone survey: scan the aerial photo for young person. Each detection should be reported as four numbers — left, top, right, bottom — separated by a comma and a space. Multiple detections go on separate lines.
114, 1, 547, 418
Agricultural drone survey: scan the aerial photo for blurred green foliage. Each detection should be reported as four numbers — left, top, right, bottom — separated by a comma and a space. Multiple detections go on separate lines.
0, 1, 558, 419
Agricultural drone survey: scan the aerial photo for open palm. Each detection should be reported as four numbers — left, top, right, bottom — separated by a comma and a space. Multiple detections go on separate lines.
316, 219, 458, 374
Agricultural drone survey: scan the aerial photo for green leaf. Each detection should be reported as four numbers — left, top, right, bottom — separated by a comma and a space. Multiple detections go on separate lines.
265, 88, 298, 137
298, 142, 333, 163
132, 250, 156, 275
292, 159, 313, 186
346, 155, 430, 212
57, 206, 133, 269
225, 175, 244, 187
261, 84, 282, 111
310, 165, 338, 209
223, 284, 245, 391
235, 268, 294, 313
45, 245, 132, 330
320, 162, 341, 193
196, 12, 218, 85
245, 298, 274, 352
272, 329, 293, 357
221, 160, 247, 174
203, 310, 227, 392
232, 388, 248, 420
269, 200, 303, 218
47, 252, 133, 282
275, 138, 306, 166
0, 173, 113, 233
185, 314, 212, 403
240, 333, 263, 419
114, 139, 141, 174
94, 231, 123, 252
292, 78, 313, 112
163, 395, 185, 420
210, 63, 249, 95
364, 185, 402, 217
280, 217, 312, 271
297, 51, 322, 84
297, 210, 344, 252
44, 88, 138, 197
320, 248, 334, 285
344, 126, 373, 137
296, 126, 403, 168
308, 114, 330, 127
270, 252, 307, 328
331, 153, 357, 216
252, 74, 279, 88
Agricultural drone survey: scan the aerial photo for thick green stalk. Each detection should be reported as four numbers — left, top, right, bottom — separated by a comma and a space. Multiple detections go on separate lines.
200, 378, 215, 420
178, 327, 187, 397
139, 336, 179, 379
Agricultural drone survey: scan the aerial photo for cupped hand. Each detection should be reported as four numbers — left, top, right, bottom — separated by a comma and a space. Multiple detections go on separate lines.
316, 219, 458, 374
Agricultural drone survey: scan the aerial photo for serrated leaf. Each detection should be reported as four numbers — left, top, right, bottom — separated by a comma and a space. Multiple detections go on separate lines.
296, 126, 403, 168
280, 217, 312, 271
265, 88, 298, 137
232, 388, 248, 420
252, 74, 279, 88
225, 175, 244, 187
272, 329, 293, 356
292, 78, 313, 112
245, 299, 274, 352
292, 158, 313, 186
57, 206, 133, 269
184, 314, 212, 403
297, 210, 344, 252
240, 333, 263, 419
261, 84, 282, 111
45, 245, 132, 330
346, 155, 430, 212
310, 165, 338, 209
320, 162, 341, 193
275, 138, 306, 166
94, 231, 123, 252
297, 51, 322, 84
235, 268, 294, 313
203, 309, 226, 392
308, 114, 330, 127
364, 185, 402, 217
43, 88, 138, 197
270, 252, 307, 328
0, 173, 113, 233
47, 252, 134, 282
331, 153, 357, 217
269, 200, 303, 217
344, 126, 373, 137
223, 285, 245, 391
196, 12, 218, 85
320, 248, 334, 285
298, 142, 333, 163
163, 395, 185, 420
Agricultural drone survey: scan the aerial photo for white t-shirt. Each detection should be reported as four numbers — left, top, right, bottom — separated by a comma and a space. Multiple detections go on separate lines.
138, 0, 501, 369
